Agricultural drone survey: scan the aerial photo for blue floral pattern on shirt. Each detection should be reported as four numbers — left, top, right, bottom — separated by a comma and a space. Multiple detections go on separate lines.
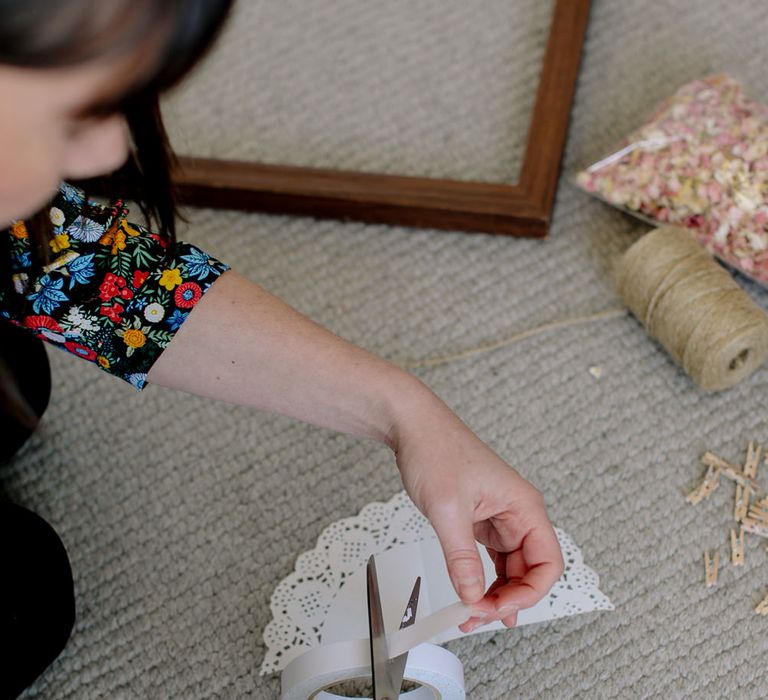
1, 183, 229, 389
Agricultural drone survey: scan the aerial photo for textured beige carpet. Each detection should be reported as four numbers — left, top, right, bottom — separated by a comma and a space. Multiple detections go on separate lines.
7, 0, 768, 697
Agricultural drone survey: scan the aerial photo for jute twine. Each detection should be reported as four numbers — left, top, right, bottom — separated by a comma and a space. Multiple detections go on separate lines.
615, 225, 768, 391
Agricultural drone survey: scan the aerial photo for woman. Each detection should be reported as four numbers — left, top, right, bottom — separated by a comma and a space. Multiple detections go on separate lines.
0, 1, 563, 695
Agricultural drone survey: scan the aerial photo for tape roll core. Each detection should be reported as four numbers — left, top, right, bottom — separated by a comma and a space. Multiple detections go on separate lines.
313, 677, 439, 700
281, 642, 464, 700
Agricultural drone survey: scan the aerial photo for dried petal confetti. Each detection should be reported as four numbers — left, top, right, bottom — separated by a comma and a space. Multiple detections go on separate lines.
577, 74, 768, 286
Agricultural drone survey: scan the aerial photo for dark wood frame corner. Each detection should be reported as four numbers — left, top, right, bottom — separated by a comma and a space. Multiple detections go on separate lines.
172, 0, 592, 237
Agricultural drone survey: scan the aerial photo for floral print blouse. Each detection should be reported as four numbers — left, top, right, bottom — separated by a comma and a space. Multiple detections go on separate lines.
0, 183, 229, 389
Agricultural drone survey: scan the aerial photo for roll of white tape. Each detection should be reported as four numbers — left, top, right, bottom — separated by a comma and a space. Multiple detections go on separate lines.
281, 642, 464, 700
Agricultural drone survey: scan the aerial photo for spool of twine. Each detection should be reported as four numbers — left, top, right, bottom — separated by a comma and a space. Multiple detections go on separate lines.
614, 225, 768, 391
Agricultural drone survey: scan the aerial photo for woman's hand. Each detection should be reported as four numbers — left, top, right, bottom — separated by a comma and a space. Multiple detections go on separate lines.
148, 271, 562, 631
389, 390, 564, 632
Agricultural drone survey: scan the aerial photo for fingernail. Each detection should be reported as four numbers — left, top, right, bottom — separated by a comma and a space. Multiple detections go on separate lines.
456, 576, 483, 599
457, 576, 482, 586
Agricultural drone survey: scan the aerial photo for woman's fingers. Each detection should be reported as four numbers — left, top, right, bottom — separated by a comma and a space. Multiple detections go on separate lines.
491, 525, 564, 617
462, 524, 563, 631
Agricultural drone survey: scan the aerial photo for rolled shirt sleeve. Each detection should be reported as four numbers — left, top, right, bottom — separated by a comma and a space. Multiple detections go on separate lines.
0, 183, 229, 389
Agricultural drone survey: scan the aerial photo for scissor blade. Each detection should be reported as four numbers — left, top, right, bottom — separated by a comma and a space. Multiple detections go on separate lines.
367, 556, 399, 700
386, 576, 421, 696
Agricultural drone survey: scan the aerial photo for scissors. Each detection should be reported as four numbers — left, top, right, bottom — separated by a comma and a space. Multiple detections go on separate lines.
366, 555, 421, 700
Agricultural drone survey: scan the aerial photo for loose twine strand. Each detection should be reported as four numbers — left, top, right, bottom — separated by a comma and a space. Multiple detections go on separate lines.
399, 227, 768, 392
399, 307, 627, 370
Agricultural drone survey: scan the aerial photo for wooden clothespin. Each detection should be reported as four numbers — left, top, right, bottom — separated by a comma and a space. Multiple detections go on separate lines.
754, 495, 768, 510
730, 527, 745, 566
686, 462, 721, 505
755, 593, 768, 616
748, 505, 768, 523
741, 518, 768, 539
704, 551, 720, 587
701, 452, 759, 490
744, 442, 762, 480
734, 484, 752, 521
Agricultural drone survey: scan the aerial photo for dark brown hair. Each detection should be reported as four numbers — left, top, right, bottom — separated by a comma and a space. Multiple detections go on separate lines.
0, 0, 234, 427
1, 0, 234, 243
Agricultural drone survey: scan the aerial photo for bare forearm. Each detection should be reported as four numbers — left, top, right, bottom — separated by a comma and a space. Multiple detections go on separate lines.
148, 271, 563, 617
147, 270, 433, 444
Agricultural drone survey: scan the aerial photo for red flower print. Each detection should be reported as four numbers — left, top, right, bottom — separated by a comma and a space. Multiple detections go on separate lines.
99, 272, 131, 302
100, 303, 123, 323
64, 341, 98, 362
24, 315, 64, 333
150, 233, 169, 249
174, 282, 202, 309
99, 273, 119, 301
109, 200, 126, 220
23, 315, 66, 344
133, 270, 149, 289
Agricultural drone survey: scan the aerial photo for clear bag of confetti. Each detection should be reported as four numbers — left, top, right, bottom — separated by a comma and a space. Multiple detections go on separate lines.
576, 74, 768, 286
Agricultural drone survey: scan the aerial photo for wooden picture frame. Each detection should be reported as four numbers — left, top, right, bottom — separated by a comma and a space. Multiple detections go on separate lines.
172, 0, 592, 237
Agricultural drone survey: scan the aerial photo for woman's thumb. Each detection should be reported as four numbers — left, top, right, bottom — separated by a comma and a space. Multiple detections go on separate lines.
431, 508, 485, 603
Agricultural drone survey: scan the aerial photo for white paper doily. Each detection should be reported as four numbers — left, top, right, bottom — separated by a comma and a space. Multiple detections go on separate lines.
261, 491, 612, 674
